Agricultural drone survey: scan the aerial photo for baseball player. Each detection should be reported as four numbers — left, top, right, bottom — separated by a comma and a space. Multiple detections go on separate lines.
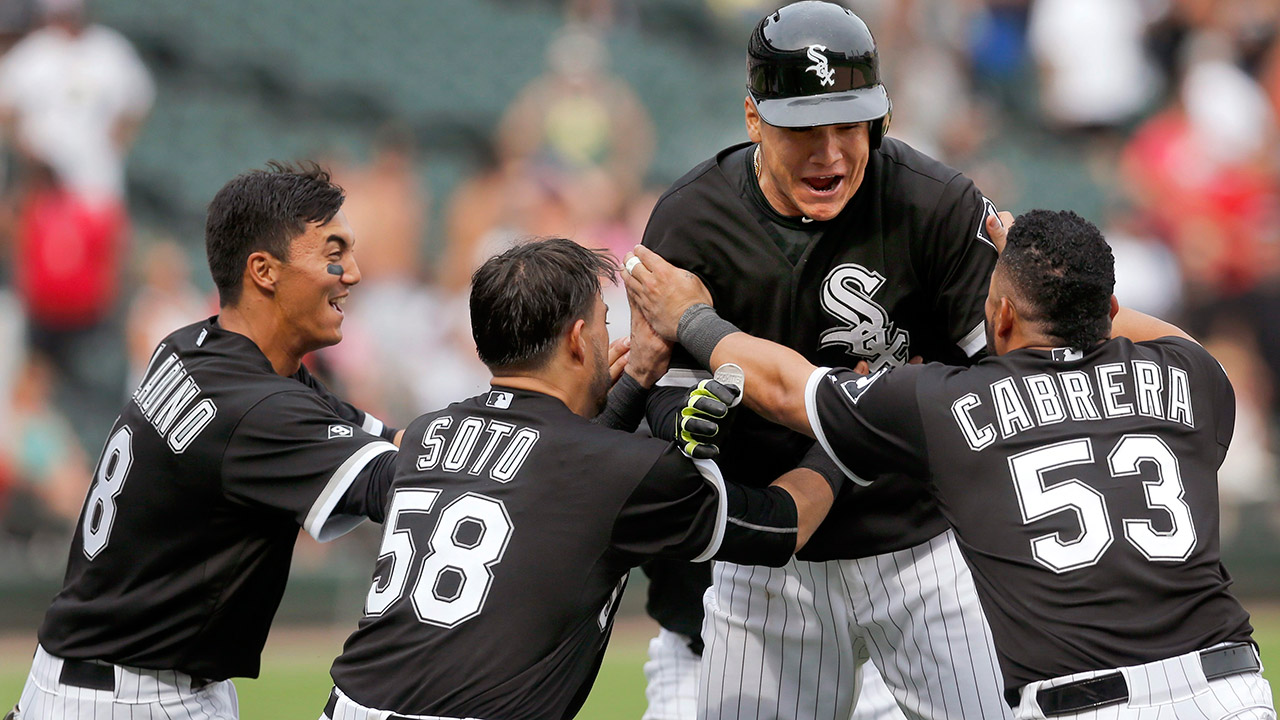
9, 164, 403, 720
638, 2, 1008, 719
625, 208, 1275, 720
319, 238, 846, 720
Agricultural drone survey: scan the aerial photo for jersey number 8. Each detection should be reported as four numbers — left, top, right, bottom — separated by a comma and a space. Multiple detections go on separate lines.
365, 488, 514, 627
82, 426, 135, 560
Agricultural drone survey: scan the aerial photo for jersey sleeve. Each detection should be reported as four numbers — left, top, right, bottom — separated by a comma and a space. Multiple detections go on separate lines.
223, 389, 398, 542
1140, 336, 1237, 451
611, 447, 727, 563
294, 365, 398, 440
920, 176, 1000, 359
805, 364, 929, 483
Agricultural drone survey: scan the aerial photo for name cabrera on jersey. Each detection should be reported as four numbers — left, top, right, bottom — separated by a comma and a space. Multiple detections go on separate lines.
39, 318, 398, 681
806, 336, 1253, 692
330, 387, 727, 720
642, 138, 998, 559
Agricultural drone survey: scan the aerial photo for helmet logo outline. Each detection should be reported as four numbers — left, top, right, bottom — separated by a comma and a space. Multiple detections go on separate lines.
805, 44, 836, 87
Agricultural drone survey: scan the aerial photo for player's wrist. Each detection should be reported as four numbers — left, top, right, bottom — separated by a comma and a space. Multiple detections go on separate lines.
677, 304, 741, 369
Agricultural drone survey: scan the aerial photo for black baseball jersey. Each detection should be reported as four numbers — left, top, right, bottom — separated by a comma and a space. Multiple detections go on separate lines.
329, 387, 729, 720
39, 317, 399, 681
808, 336, 1254, 695
643, 138, 998, 560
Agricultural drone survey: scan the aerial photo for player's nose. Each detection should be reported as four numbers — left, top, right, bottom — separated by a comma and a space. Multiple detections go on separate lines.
809, 127, 842, 166
343, 256, 362, 286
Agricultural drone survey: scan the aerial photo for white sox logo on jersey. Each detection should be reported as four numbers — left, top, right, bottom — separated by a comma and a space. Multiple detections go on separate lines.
819, 263, 910, 370
805, 45, 836, 87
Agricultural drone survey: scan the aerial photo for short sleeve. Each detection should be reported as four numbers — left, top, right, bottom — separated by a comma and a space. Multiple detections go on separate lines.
223, 390, 397, 542
805, 364, 928, 483
293, 365, 397, 440
1141, 336, 1236, 451
922, 176, 1000, 359
611, 448, 727, 563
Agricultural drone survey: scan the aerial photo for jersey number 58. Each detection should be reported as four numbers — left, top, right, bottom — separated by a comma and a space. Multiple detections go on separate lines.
364, 488, 514, 627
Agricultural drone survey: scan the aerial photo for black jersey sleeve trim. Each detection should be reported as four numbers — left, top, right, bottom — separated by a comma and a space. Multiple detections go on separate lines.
690, 458, 728, 562
303, 440, 398, 541
803, 366, 871, 487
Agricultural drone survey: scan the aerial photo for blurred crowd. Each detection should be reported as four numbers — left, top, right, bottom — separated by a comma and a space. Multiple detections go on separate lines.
0, 0, 1278, 573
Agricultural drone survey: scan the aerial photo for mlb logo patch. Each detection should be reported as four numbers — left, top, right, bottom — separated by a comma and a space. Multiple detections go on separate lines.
328, 424, 353, 439
486, 391, 513, 409
1051, 347, 1084, 362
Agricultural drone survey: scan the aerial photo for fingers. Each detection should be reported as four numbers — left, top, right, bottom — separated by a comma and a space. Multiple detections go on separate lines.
908, 355, 924, 365
608, 336, 630, 367
853, 360, 871, 374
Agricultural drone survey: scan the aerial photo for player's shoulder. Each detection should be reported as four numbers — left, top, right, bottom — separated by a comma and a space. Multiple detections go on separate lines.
648, 143, 749, 226
870, 137, 977, 209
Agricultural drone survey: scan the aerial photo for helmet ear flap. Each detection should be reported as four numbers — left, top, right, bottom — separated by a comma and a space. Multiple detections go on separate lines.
869, 95, 891, 150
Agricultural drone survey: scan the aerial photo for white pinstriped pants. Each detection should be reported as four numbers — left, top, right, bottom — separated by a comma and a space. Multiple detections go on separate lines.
642, 628, 904, 720
16, 644, 239, 719
1013, 645, 1275, 719
699, 528, 1012, 720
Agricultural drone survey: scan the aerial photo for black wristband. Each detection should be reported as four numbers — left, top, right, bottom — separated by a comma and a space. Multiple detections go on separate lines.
592, 372, 650, 432
798, 441, 849, 497
677, 304, 741, 369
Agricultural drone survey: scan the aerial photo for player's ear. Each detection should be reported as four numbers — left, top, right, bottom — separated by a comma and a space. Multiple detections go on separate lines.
745, 97, 763, 144
994, 296, 1016, 347
1108, 295, 1119, 320
245, 251, 280, 295
566, 318, 588, 365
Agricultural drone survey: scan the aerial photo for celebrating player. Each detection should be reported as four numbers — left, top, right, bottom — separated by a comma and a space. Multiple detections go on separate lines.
11, 163, 403, 720
319, 237, 844, 720
625, 209, 1275, 720
637, 2, 1007, 718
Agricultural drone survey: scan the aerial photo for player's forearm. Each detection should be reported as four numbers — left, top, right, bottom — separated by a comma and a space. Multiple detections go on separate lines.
770, 468, 835, 551
1110, 306, 1196, 344
708, 333, 816, 437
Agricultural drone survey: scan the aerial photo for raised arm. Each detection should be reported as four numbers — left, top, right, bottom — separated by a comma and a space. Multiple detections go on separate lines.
623, 245, 818, 437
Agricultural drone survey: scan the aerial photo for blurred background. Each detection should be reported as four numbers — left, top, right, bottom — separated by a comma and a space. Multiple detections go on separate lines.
0, 0, 1279, 707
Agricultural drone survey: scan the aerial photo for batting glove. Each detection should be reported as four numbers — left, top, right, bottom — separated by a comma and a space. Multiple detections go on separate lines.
677, 379, 740, 459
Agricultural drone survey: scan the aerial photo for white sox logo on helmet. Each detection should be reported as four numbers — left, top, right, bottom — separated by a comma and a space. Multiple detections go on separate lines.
805, 44, 836, 87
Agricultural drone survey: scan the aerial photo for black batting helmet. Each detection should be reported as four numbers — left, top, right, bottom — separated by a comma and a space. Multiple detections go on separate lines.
748, 1, 891, 146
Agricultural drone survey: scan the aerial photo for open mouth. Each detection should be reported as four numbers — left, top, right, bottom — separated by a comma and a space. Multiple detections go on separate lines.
329, 296, 346, 315
802, 175, 843, 194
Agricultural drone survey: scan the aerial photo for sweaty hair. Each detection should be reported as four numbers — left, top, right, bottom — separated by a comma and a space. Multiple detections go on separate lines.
1000, 209, 1115, 351
205, 161, 345, 306
470, 238, 618, 372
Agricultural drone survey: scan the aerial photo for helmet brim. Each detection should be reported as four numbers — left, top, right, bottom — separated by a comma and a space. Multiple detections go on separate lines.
752, 84, 889, 129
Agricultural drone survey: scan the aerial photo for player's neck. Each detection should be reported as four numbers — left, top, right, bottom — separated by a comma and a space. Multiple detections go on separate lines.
217, 305, 305, 376
490, 373, 593, 417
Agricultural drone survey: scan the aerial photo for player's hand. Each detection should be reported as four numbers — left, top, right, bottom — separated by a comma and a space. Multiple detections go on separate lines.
624, 276, 674, 387
986, 211, 1015, 254
677, 379, 740, 459
607, 336, 631, 386
623, 245, 713, 342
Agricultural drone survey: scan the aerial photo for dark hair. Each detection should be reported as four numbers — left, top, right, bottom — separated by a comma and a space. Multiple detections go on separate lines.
470, 238, 618, 372
205, 161, 345, 306
1000, 209, 1115, 351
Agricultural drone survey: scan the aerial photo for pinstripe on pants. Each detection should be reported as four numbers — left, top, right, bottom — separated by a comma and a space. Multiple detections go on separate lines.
320, 686, 483, 720
17, 644, 239, 720
1014, 645, 1275, 720
699, 529, 1011, 720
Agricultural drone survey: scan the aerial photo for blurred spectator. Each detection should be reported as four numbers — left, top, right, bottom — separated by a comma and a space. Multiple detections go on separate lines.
0, 0, 153, 203
0, 0, 154, 450
124, 239, 208, 390
497, 25, 654, 203
1028, 0, 1160, 134
0, 353, 89, 563
1205, 329, 1279, 541
332, 122, 428, 285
